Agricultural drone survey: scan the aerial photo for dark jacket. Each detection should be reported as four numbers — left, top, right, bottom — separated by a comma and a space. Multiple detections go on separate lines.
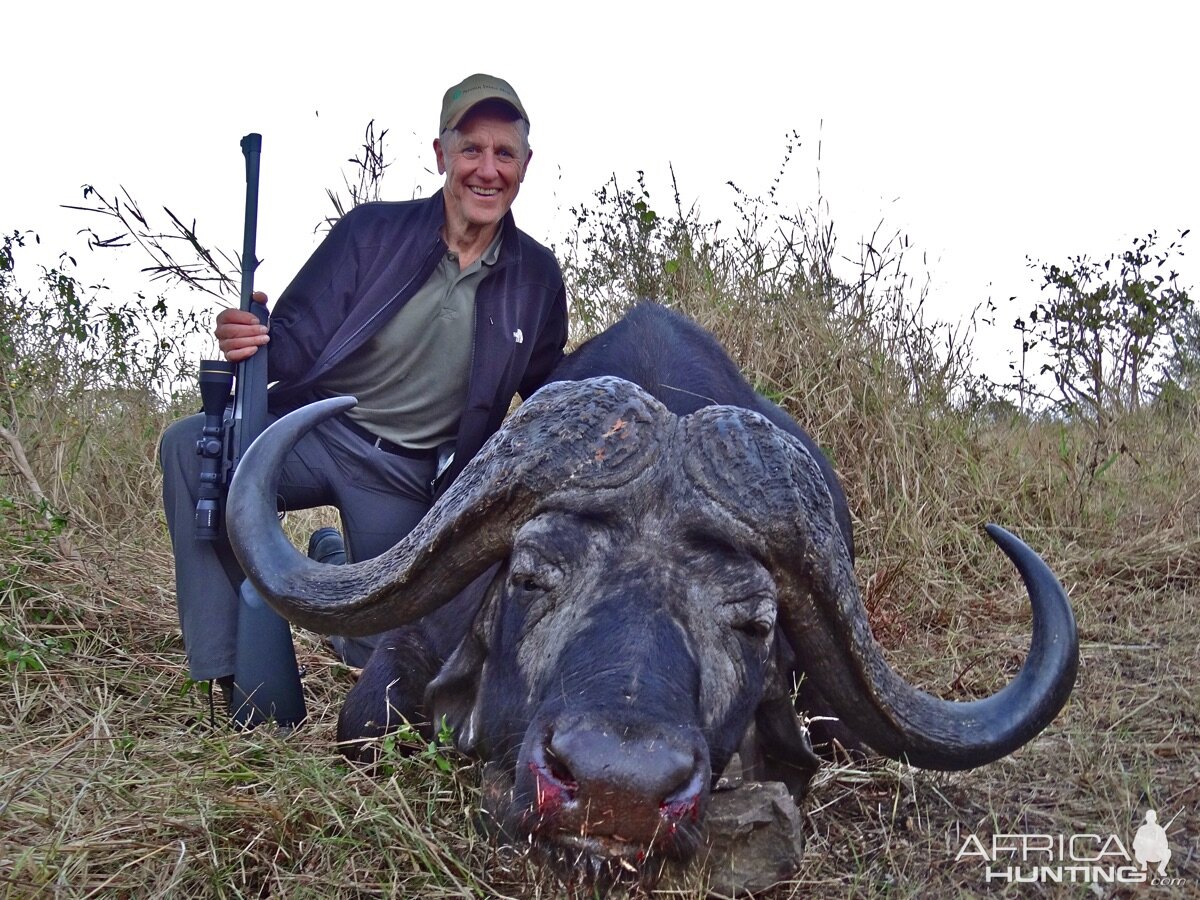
266, 191, 568, 490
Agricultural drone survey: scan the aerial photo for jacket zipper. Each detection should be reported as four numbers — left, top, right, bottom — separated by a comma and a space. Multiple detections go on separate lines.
462, 253, 509, 418
321, 237, 445, 372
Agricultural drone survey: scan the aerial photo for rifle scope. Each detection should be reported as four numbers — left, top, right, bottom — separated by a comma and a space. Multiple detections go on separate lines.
194, 359, 235, 540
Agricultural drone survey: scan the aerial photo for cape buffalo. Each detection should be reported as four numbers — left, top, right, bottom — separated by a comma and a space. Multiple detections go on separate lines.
226, 303, 1078, 883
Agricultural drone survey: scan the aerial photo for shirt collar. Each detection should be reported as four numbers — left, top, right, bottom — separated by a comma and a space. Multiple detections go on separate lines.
481, 226, 503, 266
441, 221, 504, 271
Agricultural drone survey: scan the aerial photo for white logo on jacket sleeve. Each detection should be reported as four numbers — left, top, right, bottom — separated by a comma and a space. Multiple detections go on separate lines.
513, 328, 524, 344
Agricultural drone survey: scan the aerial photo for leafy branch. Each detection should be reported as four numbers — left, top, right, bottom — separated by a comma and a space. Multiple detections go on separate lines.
320, 119, 392, 233
64, 186, 241, 301
1011, 230, 1192, 422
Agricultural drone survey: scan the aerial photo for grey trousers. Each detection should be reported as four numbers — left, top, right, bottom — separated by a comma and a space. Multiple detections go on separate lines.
159, 411, 437, 682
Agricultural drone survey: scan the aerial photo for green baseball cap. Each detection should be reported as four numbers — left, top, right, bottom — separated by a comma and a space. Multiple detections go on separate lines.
440, 73, 529, 132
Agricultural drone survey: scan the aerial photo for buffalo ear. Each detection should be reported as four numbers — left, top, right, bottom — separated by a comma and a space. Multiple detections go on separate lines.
745, 695, 821, 804
739, 637, 822, 803
793, 674, 873, 763
425, 576, 503, 755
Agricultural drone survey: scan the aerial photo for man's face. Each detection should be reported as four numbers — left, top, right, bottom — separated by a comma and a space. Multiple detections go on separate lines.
435, 111, 531, 236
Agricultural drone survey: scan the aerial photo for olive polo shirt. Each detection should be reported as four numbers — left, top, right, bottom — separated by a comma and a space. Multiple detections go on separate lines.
316, 230, 503, 450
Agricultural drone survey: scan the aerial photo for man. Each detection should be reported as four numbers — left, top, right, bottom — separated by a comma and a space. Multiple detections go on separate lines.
160, 74, 568, 694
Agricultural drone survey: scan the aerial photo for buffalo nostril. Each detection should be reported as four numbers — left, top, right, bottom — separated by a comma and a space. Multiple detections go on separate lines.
529, 733, 578, 816
660, 765, 705, 823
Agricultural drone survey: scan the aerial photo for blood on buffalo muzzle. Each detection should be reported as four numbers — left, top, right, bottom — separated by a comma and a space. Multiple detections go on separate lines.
516, 715, 710, 856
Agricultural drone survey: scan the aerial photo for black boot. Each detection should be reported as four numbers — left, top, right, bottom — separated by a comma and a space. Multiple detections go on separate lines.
308, 528, 376, 668
307, 526, 346, 565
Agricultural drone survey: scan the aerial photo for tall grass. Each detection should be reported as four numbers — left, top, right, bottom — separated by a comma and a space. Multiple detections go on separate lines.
1, 160, 1197, 897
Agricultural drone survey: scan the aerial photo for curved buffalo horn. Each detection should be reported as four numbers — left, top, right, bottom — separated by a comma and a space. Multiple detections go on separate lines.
226, 377, 670, 637
681, 405, 1078, 770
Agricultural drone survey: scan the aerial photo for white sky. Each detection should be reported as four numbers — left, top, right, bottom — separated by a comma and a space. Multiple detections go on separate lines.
6, 1, 1197, 376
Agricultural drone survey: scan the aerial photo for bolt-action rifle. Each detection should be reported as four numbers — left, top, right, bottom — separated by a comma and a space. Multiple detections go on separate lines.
194, 134, 305, 729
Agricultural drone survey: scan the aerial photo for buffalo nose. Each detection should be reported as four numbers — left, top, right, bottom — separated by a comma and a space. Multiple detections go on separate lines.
533, 722, 708, 837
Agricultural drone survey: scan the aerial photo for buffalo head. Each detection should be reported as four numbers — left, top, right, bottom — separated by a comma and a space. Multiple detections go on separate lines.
226, 375, 1078, 882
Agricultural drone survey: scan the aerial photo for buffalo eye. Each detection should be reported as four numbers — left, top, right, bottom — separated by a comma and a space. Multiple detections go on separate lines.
729, 594, 777, 641
506, 556, 563, 600
516, 574, 546, 593
735, 617, 772, 640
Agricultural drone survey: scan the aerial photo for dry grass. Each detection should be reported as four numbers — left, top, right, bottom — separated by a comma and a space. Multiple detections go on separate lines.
3, 225, 1198, 897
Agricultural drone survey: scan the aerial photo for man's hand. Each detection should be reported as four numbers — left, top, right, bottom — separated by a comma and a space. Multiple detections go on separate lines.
215, 291, 270, 362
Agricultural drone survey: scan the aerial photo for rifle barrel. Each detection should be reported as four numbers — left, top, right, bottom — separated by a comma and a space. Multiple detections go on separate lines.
238, 133, 262, 314
232, 133, 268, 462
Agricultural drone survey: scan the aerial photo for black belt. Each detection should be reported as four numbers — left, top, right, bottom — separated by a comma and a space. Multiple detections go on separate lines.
339, 415, 439, 460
